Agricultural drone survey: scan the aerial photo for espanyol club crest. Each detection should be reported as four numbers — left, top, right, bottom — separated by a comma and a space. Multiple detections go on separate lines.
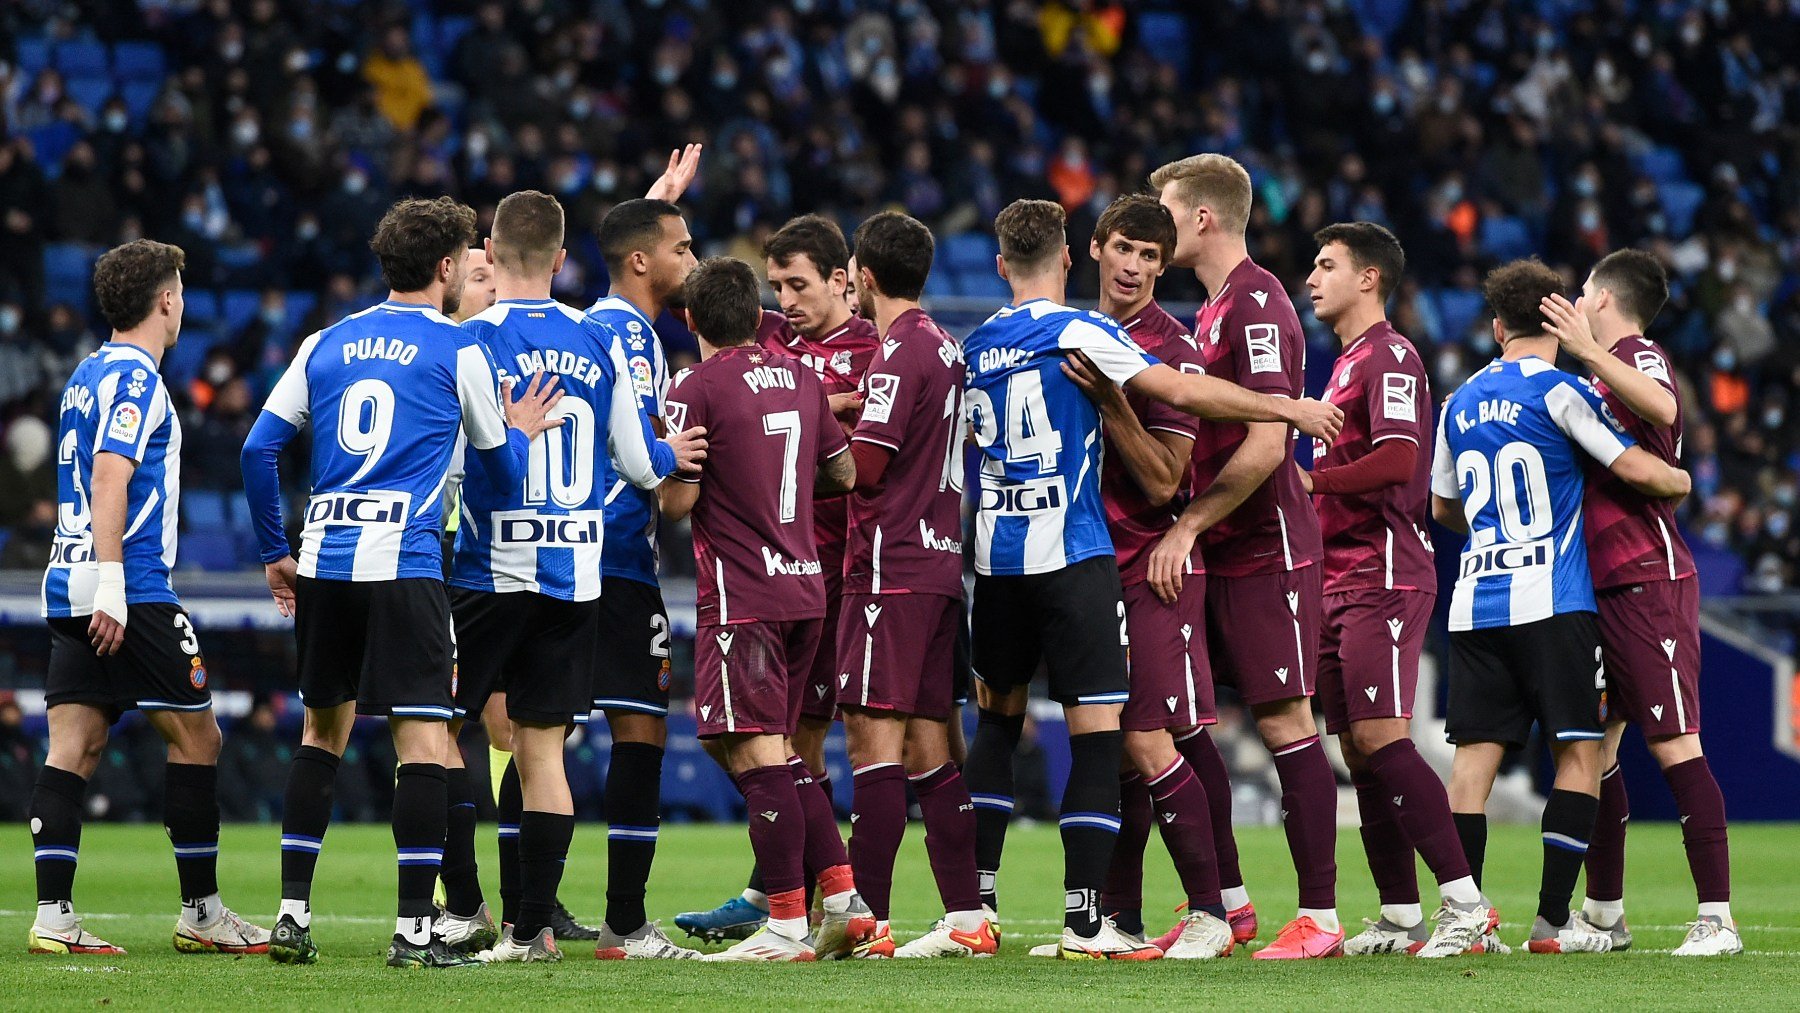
658, 657, 671, 692
451, 663, 459, 698
189, 656, 208, 689
830, 349, 852, 375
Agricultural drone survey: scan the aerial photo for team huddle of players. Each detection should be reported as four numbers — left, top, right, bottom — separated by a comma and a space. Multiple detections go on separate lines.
26, 145, 1742, 966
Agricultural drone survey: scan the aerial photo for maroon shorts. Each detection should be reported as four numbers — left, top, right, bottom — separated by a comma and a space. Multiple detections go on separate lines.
798, 570, 846, 722
1204, 566, 1322, 706
1121, 577, 1216, 731
834, 593, 960, 721
1597, 577, 1701, 737
693, 618, 823, 738
1317, 588, 1436, 734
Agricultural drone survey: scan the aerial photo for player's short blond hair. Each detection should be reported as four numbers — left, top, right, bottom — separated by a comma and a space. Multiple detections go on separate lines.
1149, 154, 1253, 235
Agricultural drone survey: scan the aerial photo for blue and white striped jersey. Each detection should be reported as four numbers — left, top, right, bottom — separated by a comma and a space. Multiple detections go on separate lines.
963, 299, 1157, 575
584, 295, 669, 587
248, 300, 517, 582
41, 343, 182, 617
1431, 356, 1636, 631
449, 299, 675, 601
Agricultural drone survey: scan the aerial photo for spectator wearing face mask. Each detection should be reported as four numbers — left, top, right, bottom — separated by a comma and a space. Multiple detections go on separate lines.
0, 415, 56, 568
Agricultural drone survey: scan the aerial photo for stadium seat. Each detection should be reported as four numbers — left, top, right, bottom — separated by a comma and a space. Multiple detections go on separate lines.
1659, 181, 1706, 238
941, 232, 999, 273
1634, 146, 1687, 185
121, 80, 160, 123
1135, 11, 1191, 74
1478, 215, 1535, 261
1433, 287, 1488, 343
222, 289, 261, 334
183, 290, 220, 326
64, 75, 114, 116
921, 268, 955, 300
43, 243, 99, 311
180, 530, 239, 571
110, 41, 166, 81
25, 121, 80, 176
284, 291, 319, 330
52, 38, 109, 77
183, 489, 230, 531
162, 330, 218, 388
955, 269, 1011, 301
16, 36, 52, 76
438, 16, 476, 55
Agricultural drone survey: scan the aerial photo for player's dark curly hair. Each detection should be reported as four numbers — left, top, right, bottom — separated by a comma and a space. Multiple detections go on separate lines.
1314, 221, 1406, 301
1589, 249, 1668, 330
599, 198, 683, 274
92, 239, 186, 332
1093, 194, 1177, 267
369, 196, 476, 293
994, 199, 1067, 274
1482, 257, 1565, 339
852, 211, 935, 301
683, 257, 762, 347
764, 214, 851, 279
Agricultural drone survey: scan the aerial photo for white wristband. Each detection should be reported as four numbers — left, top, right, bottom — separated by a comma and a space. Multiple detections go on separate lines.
93, 561, 127, 626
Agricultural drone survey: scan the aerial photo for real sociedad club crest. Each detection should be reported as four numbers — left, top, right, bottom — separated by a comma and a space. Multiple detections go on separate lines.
830, 349, 853, 375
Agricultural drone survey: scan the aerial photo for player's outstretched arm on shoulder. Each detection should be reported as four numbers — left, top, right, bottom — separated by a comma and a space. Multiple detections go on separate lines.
658, 476, 701, 522
1608, 446, 1691, 501
1064, 352, 1188, 505
1542, 294, 1676, 428
816, 447, 855, 495
1431, 494, 1468, 534
1127, 363, 1343, 441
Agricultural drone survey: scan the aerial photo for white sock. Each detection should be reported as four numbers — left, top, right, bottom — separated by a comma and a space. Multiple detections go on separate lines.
1441, 876, 1482, 906
767, 915, 808, 941
875, 919, 890, 935
396, 915, 431, 946
945, 909, 986, 933
37, 900, 76, 932
1221, 886, 1251, 911
1697, 902, 1732, 923
1582, 897, 1625, 927
822, 889, 856, 914
278, 899, 311, 929
182, 893, 222, 924
1381, 903, 1423, 929
1297, 907, 1339, 933
741, 888, 769, 912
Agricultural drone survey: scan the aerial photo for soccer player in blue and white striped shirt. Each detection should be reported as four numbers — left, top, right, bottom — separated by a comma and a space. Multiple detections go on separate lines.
242, 197, 565, 968
29, 241, 269, 957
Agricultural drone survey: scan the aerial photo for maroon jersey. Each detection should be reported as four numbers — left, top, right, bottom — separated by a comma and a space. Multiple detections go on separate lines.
758, 310, 879, 578
1102, 300, 1206, 586
665, 345, 850, 625
1312, 321, 1437, 594
844, 308, 967, 598
1188, 258, 1323, 577
1583, 335, 1694, 588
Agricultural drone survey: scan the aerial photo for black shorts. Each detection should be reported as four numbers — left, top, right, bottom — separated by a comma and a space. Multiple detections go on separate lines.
1446, 612, 1606, 748
450, 588, 598, 725
46, 602, 211, 721
592, 576, 672, 717
970, 556, 1129, 707
295, 576, 455, 720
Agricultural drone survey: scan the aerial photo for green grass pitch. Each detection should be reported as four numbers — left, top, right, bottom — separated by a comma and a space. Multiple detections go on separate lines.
4, 822, 1797, 1009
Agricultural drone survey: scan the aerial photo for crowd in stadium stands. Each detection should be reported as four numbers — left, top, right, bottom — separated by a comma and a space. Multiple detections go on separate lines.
0, 0, 1796, 592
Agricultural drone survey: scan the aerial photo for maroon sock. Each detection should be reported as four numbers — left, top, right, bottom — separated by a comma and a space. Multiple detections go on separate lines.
790, 756, 851, 885
848, 763, 906, 920
1352, 768, 1419, 905
1271, 735, 1337, 910
911, 763, 981, 914
1584, 764, 1628, 902
1664, 756, 1730, 903
737, 765, 806, 896
1147, 757, 1222, 911
1367, 739, 1470, 888
1101, 773, 1151, 918
1176, 728, 1244, 891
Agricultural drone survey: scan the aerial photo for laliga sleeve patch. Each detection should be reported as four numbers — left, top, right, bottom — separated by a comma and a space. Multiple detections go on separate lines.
1245, 323, 1282, 374
630, 356, 655, 397
1381, 372, 1418, 422
107, 402, 143, 444
862, 373, 900, 424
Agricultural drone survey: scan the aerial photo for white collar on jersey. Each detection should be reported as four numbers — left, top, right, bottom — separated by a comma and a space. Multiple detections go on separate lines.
103, 342, 158, 369
589, 294, 655, 332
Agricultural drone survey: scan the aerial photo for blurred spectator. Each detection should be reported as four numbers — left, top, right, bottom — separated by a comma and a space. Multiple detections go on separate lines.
0, 694, 39, 821
188, 374, 255, 492
0, 416, 55, 568
363, 24, 434, 132
217, 695, 291, 821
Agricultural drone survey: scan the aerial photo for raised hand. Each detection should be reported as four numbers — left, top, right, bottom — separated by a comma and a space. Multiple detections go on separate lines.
1541, 292, 1602, 363
645, 143, 704, 203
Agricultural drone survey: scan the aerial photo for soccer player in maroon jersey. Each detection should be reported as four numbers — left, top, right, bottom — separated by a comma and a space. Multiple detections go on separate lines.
659, 257, 873, 962
1301, 223, 1491, 958
1148, 153, 1340, 958
1054, 195, 1232, 959
1540, 250, 1739, 956
825, 212, 995, 960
